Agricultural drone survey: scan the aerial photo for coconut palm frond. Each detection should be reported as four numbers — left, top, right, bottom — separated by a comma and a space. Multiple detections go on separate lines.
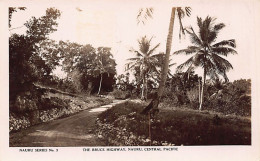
147, 43, 160, 56
214, 23, 225, 31
173, 49, 195, 55
177, 7, 186, 39
208, 31, 217, 45
206, 54, 233, 82
150, 52, 164, 58
209, 66, 229, 82
197, 17, 203, 29
137, 8, 154, 25
173, 46, 200, 55
208, 22, 226, 44
185, 7, 192, 17
127, 57, 141, 61
202, 56, 217, 74
138, 37, 151, 55
185, 27, 203, 47
212, 47, 237, 56
129, 48, 143, 57
194, 52, 206, 67
213, 39, 236, 48
176, 56, 194, 72
198, 16, 214, 42
211, 54, 233, 71
176, 7, 192, 39
169, 62, 176, 67
125, 61, 141, 71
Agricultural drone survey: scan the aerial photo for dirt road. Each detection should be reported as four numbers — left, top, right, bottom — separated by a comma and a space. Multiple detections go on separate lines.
10, 100, 126, 147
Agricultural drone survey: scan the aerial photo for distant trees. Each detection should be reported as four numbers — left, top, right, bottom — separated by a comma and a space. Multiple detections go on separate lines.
96, 47, 117, 95
163, 71, 200, 106
59, 41, 117, 94
175, 16, 237, 110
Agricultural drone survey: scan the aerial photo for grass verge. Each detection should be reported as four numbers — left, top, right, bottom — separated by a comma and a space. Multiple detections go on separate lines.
96, 100, 251, 146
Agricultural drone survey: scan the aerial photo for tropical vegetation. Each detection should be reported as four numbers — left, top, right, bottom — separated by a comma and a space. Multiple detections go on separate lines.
126, 36, 162, 100
9, 6, 251, 146
175, 16, 237, 110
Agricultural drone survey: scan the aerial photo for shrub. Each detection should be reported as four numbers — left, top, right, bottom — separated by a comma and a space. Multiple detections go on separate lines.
110, 89, 129, 99
186, 88, 200, 109
203, 79, 251, 116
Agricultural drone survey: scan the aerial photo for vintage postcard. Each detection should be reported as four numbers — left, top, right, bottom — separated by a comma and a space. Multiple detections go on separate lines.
0, 0, 260, 160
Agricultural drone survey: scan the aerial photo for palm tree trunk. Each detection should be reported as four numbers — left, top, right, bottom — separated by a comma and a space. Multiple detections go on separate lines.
148, 111, 151, 146
157, 7, 176, 102
199, 69, 206, 111
198, 78, 201, 103
97, 74, 103, 95
141, 77, 145, 100
145, 75, 148, 100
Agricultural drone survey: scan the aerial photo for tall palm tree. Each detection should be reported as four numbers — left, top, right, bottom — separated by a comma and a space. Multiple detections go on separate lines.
126, 36, 161, 100
138, 7, 191, 112
175, 16, 237, 110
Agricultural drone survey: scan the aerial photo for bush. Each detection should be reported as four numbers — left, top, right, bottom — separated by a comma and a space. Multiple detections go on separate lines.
161, 79, 251, 116
186, 88, 200, 109
203, 79, 251, 116
110, 89, 129, 99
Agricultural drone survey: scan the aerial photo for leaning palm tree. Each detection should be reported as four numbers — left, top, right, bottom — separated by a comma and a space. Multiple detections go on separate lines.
137, 8, 191, 146
126, 36, 161, 100
174, 16, 237, 110
138, 7, 191, 112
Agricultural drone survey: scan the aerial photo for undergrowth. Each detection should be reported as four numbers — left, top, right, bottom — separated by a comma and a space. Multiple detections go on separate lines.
96, 101, 251, 146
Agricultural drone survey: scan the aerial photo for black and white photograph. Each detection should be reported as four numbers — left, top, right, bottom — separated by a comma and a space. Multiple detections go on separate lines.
1, 0, 260, 160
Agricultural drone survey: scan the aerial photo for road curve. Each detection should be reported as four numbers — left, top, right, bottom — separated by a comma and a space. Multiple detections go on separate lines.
10, 99, 127, 147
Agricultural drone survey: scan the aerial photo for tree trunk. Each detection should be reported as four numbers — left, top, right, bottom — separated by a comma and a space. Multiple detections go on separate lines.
148, 111, 152, 146
157, 7, 176, 103
88, 82, 93, 96
199, 69, 206, 111
144, 76, 147, 101
198, 78, 201, 103
141, 73, 147, 100
141, 77, 145, 100
97, 74, 103, 95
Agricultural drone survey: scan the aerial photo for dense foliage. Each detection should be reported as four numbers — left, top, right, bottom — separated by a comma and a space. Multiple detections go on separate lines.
9, 8, 117, 100
9, 8, 61, 100
175, 16, 237, 110
58, 41, 117, 94
126, 36, 162, 100
203, 79, 251, 116
162, 76, 251, 116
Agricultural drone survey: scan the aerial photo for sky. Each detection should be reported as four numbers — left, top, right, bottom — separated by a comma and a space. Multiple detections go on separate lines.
9, 0, 257, 81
